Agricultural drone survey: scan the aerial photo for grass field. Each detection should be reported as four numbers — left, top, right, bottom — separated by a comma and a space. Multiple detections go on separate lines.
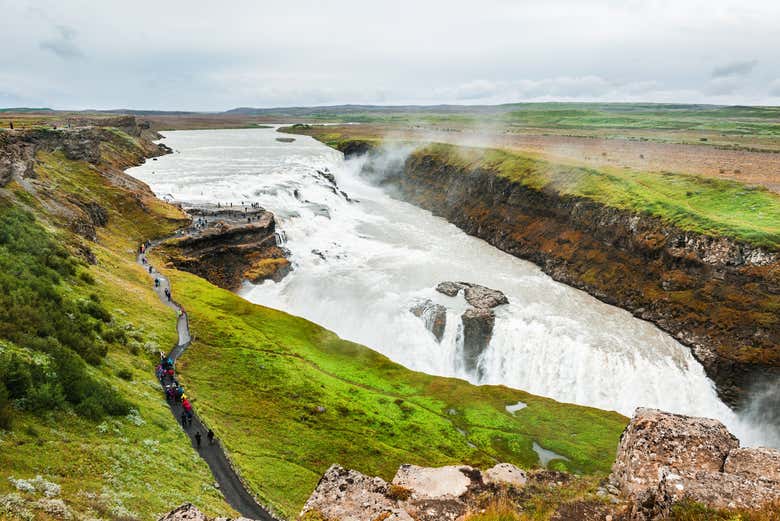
418, 143, 780, 249
159, 267, 627, 518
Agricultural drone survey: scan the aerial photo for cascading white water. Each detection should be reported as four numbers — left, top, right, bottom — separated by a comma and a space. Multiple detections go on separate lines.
127, 127, 778, 448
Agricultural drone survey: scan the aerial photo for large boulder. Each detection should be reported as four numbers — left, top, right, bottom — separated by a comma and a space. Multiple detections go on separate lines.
300, 465, 414, 521
463, 284, 509, 309
611, 408, 780, 519
410, 299, 447, 342
724, 446, 780, 483
436, 281, 466, 297
461, 308, 495, 375
609, 408, 738, 499
391, 464, 474, 499
301, 463, 528, 521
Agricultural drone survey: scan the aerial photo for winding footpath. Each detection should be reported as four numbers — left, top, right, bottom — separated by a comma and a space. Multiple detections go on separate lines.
137, 246, 275, 521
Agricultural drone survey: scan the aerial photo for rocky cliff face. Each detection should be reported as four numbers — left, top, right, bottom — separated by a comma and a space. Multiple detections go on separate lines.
346, 144, 779, 407
159, 208, 290, 290
610, 408, 780, 519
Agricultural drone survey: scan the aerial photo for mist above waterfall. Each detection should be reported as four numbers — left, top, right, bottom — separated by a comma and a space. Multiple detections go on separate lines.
127, 127, 778, 448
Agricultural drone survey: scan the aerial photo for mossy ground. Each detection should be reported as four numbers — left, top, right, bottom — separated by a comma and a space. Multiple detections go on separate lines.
155, 266, 626, 518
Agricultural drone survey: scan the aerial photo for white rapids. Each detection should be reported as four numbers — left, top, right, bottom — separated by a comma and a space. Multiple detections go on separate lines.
127, 127, 778, 447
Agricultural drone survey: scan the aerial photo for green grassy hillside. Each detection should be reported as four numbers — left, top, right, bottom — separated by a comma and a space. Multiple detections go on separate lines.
157, 267, 626, 518
0, 133, 235, 520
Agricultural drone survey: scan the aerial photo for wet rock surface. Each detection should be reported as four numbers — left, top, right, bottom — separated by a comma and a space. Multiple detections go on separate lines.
435, 281, 508, 375
461, 307, 495, 375
410, 299, 447, 342
463, 284, 509, 309
610, 408, 780, 519
436, 281, 467, 297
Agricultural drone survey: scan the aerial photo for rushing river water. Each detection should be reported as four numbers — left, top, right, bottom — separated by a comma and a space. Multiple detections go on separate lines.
128, 127, 777, 447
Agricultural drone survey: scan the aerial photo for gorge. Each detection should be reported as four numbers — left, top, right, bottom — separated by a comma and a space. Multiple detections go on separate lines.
127, 127, 779, 449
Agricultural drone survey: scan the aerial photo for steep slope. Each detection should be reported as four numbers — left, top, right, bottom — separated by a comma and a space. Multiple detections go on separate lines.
0, 124, 235, 520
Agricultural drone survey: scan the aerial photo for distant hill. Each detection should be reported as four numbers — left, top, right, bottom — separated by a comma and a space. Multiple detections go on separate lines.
0, 107, 53, 113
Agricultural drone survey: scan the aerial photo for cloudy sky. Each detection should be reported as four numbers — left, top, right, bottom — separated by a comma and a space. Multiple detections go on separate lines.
1, 0, 779, 110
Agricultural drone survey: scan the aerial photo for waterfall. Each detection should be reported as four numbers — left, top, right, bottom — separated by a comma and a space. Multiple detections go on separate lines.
127, 127, 779, 448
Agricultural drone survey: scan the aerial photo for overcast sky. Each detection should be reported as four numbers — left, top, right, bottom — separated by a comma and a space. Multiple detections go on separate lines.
1, 0, 779, 110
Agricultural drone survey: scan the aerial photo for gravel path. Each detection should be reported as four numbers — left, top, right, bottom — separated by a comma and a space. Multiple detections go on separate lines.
138, 246, 275, 521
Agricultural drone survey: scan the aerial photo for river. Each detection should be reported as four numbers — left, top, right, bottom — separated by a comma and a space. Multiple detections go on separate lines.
127, 127, 777, 447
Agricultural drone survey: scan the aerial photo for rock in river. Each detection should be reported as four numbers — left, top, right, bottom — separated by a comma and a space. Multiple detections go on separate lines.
461, 307, 495, 376
436, 281, 509, 309
463, 284, 509, 309
410, 299, 447, 342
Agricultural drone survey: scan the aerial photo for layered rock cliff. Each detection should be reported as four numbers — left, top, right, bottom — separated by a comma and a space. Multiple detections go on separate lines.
157, 207, 290, 291
342, 142, 779, 407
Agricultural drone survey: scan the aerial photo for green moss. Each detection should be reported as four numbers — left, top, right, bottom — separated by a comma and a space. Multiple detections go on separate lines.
411, 143, 780, 249
161, 268, 626, 518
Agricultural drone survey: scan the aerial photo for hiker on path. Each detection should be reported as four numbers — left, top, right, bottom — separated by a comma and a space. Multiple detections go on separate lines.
195, 431, 202, 449
149, 266, 153, 274
180, 411, 187, 428
154, 277, 160, 288
207, 429, 215, 445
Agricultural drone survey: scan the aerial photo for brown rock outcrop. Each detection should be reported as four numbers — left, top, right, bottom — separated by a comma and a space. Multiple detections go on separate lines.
609, 408, 738, 499
724, 446, 780, 483
410, 299, 447, 342
160, 211, 289, 290
611, 408, 780, 519
300, 463, 529, 521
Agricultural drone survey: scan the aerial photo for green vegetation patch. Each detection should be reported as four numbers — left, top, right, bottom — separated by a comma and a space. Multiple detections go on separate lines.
163, 268, 626, 518
0, 136, 233, 520
415, 143, 780, 249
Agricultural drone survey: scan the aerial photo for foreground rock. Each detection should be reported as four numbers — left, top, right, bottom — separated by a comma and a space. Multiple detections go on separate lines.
410, 299, 447, 342
300, 463, 528, 521
610, 408, 780, 519
159, 503, 256, 521
160, 209, 290, 290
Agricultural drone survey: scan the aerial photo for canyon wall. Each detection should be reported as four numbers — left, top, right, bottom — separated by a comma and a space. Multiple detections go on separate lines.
344, 142, 779, 407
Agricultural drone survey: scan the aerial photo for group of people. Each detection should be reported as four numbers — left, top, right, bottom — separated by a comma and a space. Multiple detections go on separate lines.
193, 216, 209, 230
144, 239, 215, 451
156, 349, 214, 449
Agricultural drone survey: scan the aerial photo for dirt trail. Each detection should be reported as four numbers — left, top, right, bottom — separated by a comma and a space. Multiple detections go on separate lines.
137, 246, 275, 521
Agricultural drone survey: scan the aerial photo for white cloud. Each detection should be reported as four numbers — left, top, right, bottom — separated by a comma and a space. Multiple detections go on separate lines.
0, 0, 779, 109
711, 60, 758, 78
